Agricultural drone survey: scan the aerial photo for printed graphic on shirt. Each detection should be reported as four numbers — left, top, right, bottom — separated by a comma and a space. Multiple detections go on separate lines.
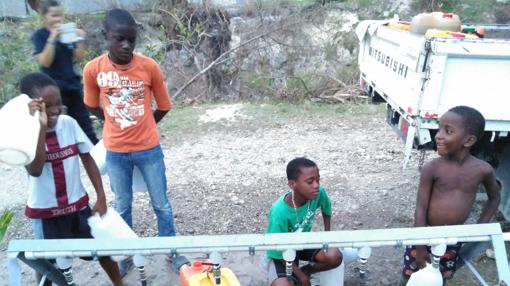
292, 209, 314, 232
96, 71, 145, 129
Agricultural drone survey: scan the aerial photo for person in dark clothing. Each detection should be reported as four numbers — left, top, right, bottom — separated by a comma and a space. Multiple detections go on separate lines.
32, 0, 98, 144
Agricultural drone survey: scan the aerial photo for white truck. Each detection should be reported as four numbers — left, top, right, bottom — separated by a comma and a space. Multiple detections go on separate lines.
356, 21, 510, 219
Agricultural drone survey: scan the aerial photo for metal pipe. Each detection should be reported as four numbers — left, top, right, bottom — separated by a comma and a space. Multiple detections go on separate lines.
133, 255, 147, 286
283, 249, 296, 282
61, 268, 75, 286
8, 224, 509, 284
357, 246, 371, 284
210, 252, 222, 285
15, 252, 68, 286
463, 259, 490, 286
17, 235, 497, 259
38, 275, 47, 286
137, 266, 147, 286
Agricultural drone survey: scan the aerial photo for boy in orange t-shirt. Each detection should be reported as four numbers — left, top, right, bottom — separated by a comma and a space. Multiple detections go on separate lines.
83, 8, 175, 276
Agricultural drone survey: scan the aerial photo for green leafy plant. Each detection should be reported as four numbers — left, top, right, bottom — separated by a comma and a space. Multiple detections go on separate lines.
0, 209, 14, 242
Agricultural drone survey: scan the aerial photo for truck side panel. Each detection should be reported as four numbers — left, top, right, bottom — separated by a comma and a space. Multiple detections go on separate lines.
421, 54, 510, 131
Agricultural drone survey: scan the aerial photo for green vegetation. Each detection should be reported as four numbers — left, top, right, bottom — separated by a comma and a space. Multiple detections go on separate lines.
160, 104, 208, 137
0, 13, 103, 106
343, 0, 496, 22
0, 209, 14, 242
0, 1, 503, 106
142, 24, 168, 63
159, 101, 382, 138
0, 18, 40, 104
243, 101, 381, 120
344, 0, 402, 20
244, 72, 330, 102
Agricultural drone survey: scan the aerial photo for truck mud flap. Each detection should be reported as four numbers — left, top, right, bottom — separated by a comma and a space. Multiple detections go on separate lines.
386, 105, 409, 142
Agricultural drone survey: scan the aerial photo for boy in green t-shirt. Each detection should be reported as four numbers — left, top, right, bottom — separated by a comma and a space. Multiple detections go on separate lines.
266, 157, 343, 286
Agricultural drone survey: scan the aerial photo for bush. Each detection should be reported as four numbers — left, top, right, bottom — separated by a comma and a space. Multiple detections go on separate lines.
344, 0, 402, 20
0, 18, 40, 105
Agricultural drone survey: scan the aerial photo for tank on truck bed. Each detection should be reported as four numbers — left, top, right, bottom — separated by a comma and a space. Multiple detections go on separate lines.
356, 20, 510, 219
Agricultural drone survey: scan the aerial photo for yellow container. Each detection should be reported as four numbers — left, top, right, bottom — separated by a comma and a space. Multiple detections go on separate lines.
388, 21, 410, 31
187, 268, 241, 286
425, 28, 451, 38
425, 28, 479, 39
180, 261, 241, 286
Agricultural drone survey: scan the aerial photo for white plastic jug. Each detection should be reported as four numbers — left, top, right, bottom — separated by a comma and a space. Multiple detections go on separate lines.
90, 139, 107, 175
431, 12, 461, 32
87, 209, 137, 261
319, 261, 345, 286
406, 243, 446, 286
88, 209, 137, 239
89, 140, 148, 192
132, 166, 148, 193
409, 13, 435, 34
409, 12, 461, 34
406, 263, 443, 286
0, 94, 40, 166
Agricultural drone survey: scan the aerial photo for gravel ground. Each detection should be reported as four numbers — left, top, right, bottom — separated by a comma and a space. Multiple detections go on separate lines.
0, 103, 501, 285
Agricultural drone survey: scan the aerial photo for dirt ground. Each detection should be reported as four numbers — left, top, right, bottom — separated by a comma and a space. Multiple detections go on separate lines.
0, 102, 502, 285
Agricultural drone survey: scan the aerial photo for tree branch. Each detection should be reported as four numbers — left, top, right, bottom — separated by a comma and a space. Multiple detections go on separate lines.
172, 26, 288, 100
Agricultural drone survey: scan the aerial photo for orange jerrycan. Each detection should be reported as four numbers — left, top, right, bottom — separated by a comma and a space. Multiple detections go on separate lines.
175, 256, 241, 286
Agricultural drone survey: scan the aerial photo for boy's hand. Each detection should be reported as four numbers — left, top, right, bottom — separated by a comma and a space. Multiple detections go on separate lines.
92, 195, 107, 216
415, 246, 430, 269
28, 99, 48, 128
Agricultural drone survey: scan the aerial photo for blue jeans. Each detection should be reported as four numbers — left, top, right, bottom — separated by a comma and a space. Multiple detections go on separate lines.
106, 145, 175, 236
